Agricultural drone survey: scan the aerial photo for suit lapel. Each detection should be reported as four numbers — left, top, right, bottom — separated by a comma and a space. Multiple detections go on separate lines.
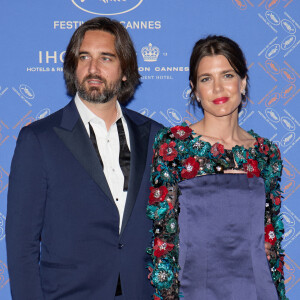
120, 109, 151, 235
53, 100, 114, 203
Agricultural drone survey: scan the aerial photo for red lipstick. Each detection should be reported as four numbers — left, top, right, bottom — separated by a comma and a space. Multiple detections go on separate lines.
213, 97, 229, 104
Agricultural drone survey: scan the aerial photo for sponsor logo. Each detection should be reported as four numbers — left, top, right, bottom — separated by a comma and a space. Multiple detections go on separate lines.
265, 60, 280, 74
282, 180, 295, 195
284, 255, 300, 293
182, 86, 191, 100
265, 92, 280, 107
20, 117, 36, 130
0, 166, 8, 194
282, 164, 295, 179
281, 19, 296, 34
167, 108, 182, 124
238, 108, 247, 121
232, 0, 247, 10
265, 11, 281, 26
141, 43, 159, 62
139, 108, 149, 116
265, 0, 280, 10
281, 68, 296, 83
281, 116, 296, 131
281, 132, 295, 147
282, 212, 296, 227
283, 227, 296, 241
0, 260, 9, 290
265, 44, 280, 59
0, 212, 5, 241
0, 86, 8, 97
36, 108, 51, 120
138, 107, 156, 118
281, 35, 296, 50
71, 0, 144, 16
265, 108, 280, 123
281, 84, 296, 98
19, 84, 35, 100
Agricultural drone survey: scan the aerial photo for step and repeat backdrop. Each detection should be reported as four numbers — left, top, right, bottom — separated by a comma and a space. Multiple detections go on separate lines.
0, 1, 299, 299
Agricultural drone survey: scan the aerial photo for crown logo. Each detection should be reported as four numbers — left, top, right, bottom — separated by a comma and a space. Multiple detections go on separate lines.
141, 43, 159, 62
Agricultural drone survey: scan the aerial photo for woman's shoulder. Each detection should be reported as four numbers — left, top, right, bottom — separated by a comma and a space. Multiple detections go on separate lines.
154, 123, 193, 144
248, 130, 281, 160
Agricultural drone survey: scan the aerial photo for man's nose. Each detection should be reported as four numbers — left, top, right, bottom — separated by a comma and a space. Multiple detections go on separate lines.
88, 58, 100, 74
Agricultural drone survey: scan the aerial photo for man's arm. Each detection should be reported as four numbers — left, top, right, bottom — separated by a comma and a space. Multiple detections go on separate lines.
6, 126, 47, 300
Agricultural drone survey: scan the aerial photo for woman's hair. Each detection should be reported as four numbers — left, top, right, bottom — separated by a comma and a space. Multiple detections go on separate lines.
63, 17, 141, 104
189, 35, 249, 109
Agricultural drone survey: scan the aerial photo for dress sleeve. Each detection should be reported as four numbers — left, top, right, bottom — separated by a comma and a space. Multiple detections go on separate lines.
147, 127, 181, 300
263, 142, 288, 300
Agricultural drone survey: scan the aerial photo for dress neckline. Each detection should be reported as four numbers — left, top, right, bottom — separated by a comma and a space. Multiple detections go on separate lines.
190, 129, 258, 152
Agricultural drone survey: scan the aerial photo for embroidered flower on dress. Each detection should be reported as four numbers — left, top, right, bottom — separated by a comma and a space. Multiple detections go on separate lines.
159, 141, 178, 161
210, 142, 225, 158
149, 186, 169, 205
170, 125, 193, 140
243, 159, 260, 178
153, 237, 174, 257
152, 262, 174, 290
265, 224, 277, 245
181, 157, 200, 179
255, 137, 270, 155
166, 218, 177, 234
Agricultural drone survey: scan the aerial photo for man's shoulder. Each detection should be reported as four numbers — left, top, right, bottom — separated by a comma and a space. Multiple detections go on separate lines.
22, 101, 73, 134
122, 106, 162, 130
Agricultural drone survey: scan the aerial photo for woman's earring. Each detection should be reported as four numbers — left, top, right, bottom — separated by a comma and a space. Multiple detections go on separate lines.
196, 96, 201, 102
241, 90, 246, 96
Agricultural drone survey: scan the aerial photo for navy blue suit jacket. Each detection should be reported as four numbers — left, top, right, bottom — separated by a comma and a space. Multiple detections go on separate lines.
6, 100, 162, 300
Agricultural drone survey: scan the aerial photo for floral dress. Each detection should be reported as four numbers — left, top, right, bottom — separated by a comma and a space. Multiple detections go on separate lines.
147, 125, 287, 300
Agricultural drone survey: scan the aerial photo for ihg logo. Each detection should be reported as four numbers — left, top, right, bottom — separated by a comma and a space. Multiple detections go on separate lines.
72, 0, 144, 16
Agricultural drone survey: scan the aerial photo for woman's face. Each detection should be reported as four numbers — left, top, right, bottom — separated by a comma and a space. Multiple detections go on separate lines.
193, 55, 246, 118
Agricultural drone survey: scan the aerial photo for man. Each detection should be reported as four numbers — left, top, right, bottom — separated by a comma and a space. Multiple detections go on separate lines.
6, 17, 162, 300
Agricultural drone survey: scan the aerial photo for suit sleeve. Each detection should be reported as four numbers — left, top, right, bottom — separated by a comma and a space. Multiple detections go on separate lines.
6, 126, 47, 300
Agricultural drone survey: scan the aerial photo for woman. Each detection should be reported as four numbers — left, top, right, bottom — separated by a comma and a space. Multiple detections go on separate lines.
147, 36, 287, 300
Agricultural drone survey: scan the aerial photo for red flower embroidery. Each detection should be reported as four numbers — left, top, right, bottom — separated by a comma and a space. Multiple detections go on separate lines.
271, 193, 281, 206
153, 237, 174, 257
255, 138, 270, 155
243, 159, 260, 178
149, 186, 168, 205
171, 126, 192, 140
210, 143, 225, 158
159, 141, 178, 161
277, 256, 284, 275
181, 157, 200, 179
153, 295, 161, 300
265, 224, 277, 246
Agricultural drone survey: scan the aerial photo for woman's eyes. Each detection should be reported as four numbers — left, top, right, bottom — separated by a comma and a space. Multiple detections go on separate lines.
200, 73, 235, 82
224, 73, 234, 78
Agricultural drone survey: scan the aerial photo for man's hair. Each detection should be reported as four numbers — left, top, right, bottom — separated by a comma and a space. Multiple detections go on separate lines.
189, 35, 249, 110
63, 17, 141, 104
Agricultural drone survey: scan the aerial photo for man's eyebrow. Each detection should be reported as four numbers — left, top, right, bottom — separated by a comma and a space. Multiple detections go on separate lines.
78, 51, 116, 57
101, 52, 116, 57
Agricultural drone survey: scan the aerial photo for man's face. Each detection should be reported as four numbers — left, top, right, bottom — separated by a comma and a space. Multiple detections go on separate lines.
75, 30, 126, 104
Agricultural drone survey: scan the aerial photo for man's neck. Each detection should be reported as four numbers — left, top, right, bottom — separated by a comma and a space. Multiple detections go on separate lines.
81, 97, 118, 131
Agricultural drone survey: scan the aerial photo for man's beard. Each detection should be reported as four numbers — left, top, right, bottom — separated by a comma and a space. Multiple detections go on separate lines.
76, 74, 122, 104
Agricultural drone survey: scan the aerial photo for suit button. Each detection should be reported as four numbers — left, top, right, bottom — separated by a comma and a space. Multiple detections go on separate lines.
118, 243, 124, 249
